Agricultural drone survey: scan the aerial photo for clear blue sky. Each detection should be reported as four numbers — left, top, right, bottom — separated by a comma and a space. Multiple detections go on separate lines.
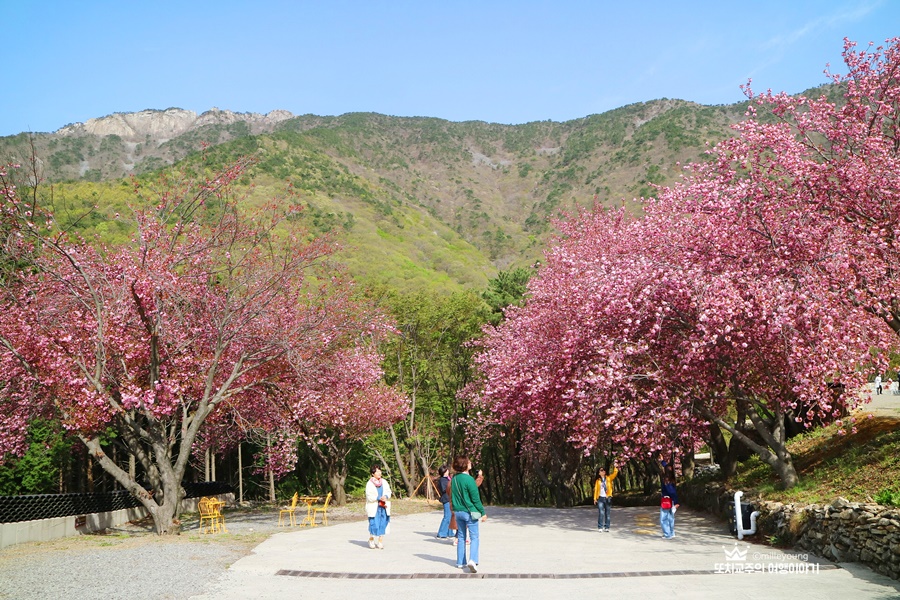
2, 0, 898, 136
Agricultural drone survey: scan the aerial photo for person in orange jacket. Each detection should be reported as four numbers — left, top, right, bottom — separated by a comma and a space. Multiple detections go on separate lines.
593, 463, 618, 532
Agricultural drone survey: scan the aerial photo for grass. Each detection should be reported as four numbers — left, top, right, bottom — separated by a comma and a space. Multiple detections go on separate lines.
729, 413, 900, 505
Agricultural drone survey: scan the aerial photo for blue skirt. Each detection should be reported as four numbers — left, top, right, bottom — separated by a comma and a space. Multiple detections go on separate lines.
368, 506, 390, 536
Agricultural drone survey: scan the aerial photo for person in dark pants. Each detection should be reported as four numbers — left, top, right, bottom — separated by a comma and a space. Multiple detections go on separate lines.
593, 463, 618, 532
436, 465, 451, 539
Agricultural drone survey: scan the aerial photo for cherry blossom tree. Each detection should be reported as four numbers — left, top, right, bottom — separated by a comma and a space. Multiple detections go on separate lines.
474, 179, 880, 489
472, 210, 708, 478
290, 348, 409, 505
473, 38, 900, 490
0, 158, 407, 533
728, 38, 900, 337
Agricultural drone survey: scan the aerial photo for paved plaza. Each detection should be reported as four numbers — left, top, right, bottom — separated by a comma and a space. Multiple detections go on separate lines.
190, 505, 900, 599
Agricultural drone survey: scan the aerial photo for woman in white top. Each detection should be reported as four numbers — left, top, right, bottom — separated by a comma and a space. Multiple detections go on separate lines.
365, 464, 391, 549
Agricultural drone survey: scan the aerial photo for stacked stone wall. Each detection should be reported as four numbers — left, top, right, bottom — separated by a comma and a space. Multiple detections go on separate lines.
682, 481, 900, 580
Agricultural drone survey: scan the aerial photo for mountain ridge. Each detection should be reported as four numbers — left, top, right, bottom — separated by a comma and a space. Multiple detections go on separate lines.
55, 107, 296, 140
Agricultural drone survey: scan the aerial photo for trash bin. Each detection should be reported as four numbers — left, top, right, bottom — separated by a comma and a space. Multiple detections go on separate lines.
727, 500, 755, 535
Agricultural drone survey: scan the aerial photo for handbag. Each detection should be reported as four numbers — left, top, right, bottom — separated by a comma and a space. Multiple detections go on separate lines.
660, 495, 673, 510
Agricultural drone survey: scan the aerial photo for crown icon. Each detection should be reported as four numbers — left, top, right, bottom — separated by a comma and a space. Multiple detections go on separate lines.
722, 543, 748, 561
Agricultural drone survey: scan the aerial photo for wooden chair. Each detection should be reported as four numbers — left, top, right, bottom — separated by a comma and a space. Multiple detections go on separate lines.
312, 492, 332, 526
278, 492, 301, 526
199, 497, 221, 533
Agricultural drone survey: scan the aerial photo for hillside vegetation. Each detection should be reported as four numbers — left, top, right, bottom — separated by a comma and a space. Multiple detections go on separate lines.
0, 88, 836, 293
730, 414, 900, 507
0, 100, 746, 291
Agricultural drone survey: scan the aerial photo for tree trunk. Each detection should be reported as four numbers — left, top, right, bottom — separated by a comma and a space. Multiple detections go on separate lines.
237, 442, 243, 504
532, 438, 582, 507
680, 449, 695, 480
700, 400, 800, 489
266, 433, 275, 502
80, 433, 186, 535
708, 421, 738, 478
388, 425, 414, 497
145, 466, 184, 535
326, 465, 348, 506
507, 427, 524, 504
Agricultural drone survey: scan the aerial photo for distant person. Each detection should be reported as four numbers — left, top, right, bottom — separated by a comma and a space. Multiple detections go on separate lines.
660, 465, 680, 539
593, 462, 619, 532
451, 455, 486, 573
436, 465, 451, 539
875, 374, 883, 395
365, 464, 391, 549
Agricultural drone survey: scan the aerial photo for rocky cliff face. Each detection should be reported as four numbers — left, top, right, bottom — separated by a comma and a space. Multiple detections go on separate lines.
56, 107, 295, 141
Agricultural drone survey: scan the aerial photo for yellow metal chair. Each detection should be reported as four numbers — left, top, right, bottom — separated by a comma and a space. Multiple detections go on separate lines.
211, 497, 227, 532
312, 492, 332, 526
199, 497, 221, 533
278, 492, 301, 526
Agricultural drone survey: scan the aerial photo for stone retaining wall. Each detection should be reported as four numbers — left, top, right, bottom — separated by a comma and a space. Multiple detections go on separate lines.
682, 481, 900, 580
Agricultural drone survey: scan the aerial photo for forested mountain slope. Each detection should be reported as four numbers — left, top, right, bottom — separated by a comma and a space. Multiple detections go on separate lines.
1, 90, 832, 291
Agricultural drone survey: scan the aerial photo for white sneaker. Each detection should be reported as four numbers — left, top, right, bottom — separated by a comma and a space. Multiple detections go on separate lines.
468, 562, 478, 573
368, 538, 376, 549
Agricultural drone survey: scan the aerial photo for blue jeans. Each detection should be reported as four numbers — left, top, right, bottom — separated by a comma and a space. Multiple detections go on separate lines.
455, 511, 480, 566
437, 501, 451, 537
597, 497, 611, 529
660, 507, 675, 538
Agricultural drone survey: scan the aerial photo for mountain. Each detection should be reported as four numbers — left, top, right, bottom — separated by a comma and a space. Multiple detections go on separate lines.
0, 97, 782, 292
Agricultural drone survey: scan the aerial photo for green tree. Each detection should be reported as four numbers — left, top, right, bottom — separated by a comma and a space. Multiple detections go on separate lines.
0, 420, 73, 495
482, 267, 532, 323
379, 291, 493, 495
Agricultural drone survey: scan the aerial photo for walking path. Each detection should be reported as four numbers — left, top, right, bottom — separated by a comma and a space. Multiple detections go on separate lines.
190, 505, 900, 599
865, 383, 900, 416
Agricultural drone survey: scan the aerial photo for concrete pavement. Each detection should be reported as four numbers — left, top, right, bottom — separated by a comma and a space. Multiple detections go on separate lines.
865, 383, 900, 416
189, 504, 900, 599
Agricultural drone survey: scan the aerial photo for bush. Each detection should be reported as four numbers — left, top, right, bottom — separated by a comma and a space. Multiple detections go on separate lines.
874, 487, 900, 507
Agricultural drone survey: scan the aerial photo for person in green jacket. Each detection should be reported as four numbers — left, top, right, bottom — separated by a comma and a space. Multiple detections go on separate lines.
451, 455, 486, 573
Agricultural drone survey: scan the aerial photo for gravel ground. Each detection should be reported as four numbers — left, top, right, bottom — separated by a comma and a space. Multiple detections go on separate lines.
0, 499, 440, 600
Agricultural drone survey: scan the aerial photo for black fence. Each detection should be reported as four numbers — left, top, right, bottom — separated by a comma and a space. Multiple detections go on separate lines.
0, 482, 233, 524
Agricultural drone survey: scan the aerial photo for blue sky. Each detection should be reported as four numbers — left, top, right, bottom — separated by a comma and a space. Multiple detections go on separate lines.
2, 0, 897, 136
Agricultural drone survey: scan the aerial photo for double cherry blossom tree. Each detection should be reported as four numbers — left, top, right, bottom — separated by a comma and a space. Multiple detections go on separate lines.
474, 38, 900, 489
0, 157, 407, 533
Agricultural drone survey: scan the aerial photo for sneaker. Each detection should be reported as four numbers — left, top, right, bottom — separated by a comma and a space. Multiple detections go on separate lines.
456, 564, 465, 569
604, 528, 610, 532
376, 541, 384, 549
368, 538, 376, 549
468, 562, 478, 573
